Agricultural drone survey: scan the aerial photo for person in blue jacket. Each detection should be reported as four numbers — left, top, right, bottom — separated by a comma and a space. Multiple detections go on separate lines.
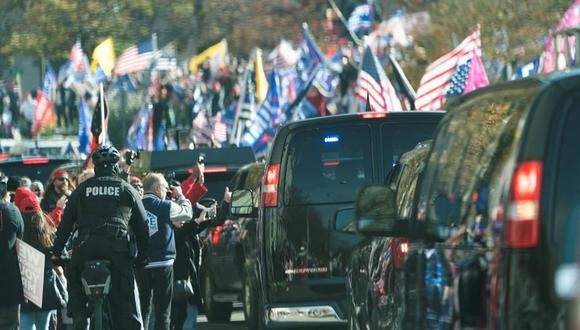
138, 173, 193, 330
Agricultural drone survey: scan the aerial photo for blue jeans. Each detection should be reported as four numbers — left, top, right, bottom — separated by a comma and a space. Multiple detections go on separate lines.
20, 310, 56, 330
183, 304, 198, 330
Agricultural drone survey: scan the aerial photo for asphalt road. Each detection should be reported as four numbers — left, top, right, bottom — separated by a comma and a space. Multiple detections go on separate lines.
197, 307, 248, 330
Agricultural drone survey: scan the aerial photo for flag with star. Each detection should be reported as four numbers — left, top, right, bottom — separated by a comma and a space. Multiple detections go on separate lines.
416, 28, 489, 109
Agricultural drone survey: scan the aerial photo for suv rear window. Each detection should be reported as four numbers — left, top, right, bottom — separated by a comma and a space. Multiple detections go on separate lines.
381, 123, 438, 173
284, 125, 373, 205
554, 102, 580, 263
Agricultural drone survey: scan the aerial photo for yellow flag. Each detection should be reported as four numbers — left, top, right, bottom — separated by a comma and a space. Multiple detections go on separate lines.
189, 40, 227, 72
255, 49, 269, 104
92, 37, 116, 77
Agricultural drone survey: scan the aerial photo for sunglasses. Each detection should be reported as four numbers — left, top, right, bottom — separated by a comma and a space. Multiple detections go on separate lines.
56, 177, 69, 182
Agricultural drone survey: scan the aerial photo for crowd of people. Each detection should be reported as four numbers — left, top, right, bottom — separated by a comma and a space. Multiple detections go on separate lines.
0, 82, 83, 139
0, 144, 223, 330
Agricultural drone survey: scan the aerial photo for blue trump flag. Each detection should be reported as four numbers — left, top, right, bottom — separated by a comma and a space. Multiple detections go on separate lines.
241, 69, 282, 148
43, 62, 57, 97
78, 98, 92, 155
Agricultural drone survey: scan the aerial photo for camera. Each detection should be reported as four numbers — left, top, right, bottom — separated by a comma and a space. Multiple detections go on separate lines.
125, 150, 141, 166
198, 154, 205, 164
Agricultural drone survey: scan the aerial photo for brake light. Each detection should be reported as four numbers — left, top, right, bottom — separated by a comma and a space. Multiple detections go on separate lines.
204, 166, 228, 174
262, 163, 280, 207
360, 112, 387, 119
22, 158, 49, 165
0, 154, 8, 161
506, 161, 542, 248
323, 161, 340, 167
211, 225, 223, 245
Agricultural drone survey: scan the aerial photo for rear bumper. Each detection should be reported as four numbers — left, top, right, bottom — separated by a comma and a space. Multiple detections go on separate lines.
265, 303, 347, 328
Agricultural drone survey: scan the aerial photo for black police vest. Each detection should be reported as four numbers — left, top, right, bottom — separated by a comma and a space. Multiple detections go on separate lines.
76, 176, 133, 231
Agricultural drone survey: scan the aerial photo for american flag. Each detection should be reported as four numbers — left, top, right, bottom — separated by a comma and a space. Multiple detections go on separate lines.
347, 4, 372, 34
415, 30, 480, 110
70, 41, 86, 72
153, 42, 177, 72
445, 58, 472, 97
356, 46, 401, 112
212, 112, 228, 143
114, 38, 155, 76
42, 63, 57, 97
193, 111, 212, 146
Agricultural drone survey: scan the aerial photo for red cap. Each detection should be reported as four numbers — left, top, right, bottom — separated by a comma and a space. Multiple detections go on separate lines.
14, 187, 30, 209
51, 170, 70, 181
15, 189, 41, 214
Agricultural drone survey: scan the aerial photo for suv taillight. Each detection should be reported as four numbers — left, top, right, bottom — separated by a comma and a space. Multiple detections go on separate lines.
262, 163, 280, 207
506, 161, 542, 248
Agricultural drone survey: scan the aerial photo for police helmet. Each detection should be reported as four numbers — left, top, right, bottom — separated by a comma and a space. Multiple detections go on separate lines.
92, 145, 121, 167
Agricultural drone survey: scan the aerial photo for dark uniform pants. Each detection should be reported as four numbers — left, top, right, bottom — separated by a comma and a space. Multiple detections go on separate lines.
67, 235, 143, 330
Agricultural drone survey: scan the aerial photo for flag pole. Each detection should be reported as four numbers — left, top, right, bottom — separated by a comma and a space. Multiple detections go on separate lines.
327, 0, 362, 46
387, 53, 416, 103
99, 82, 105, 145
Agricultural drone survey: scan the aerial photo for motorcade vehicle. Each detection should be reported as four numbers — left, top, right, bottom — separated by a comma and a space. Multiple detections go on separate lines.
344, 141, 430, 329
202, 162, 265, 322
231, 111, 444, 328
0, 155, 79, 186
354, 71, 580, 329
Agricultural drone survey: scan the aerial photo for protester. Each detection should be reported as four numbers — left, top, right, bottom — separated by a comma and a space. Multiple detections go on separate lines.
16, 189, 67, 330
19, 90, 36, 137
0, 177, 24, 330
41, 170, 72, 215
15, 187, 64, 228
19, 176, 32, 189
171, 162, 210, 330
52, 145, 149, 330
137, 173, 193, 330
31, 180, 44, 198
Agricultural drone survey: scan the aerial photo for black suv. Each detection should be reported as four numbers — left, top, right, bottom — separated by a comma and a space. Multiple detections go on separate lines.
202, 162, 265, 322
346, 141, 430, 329
354, 71, 580, 329
232, 111, 444, 328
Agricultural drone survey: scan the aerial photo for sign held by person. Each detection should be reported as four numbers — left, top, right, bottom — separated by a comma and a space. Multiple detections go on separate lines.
16, 239, 45, 308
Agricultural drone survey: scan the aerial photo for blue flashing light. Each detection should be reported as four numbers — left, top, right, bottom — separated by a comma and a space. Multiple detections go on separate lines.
323, 135, 340, 143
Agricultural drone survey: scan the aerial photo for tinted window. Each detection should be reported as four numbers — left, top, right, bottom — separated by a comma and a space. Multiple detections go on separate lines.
1, 159, 72, 185
284, 125, 373, 205
418, 87, 536, 228
381, 123, 437, 170
554, 103, 580, 263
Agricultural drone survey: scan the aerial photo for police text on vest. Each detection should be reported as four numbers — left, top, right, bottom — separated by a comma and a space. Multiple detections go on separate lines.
86, 186, 120, 197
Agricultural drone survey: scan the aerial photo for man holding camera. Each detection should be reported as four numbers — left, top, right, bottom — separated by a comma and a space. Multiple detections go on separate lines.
137, 173, 193, 330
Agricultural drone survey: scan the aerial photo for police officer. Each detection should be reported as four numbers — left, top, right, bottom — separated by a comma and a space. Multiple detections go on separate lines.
53, 145, 149, 330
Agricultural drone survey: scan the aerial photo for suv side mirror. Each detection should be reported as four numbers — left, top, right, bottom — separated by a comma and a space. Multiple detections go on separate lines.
334, 207, 356, 233
230, 189, 255, 217
354, 185, 409, 237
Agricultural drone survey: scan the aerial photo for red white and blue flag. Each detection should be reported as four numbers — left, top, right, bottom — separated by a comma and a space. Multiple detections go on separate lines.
356, 46, 401, 112
415, 30, 487, 110
115, 38, 156, 76
70, 41, 86, 73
